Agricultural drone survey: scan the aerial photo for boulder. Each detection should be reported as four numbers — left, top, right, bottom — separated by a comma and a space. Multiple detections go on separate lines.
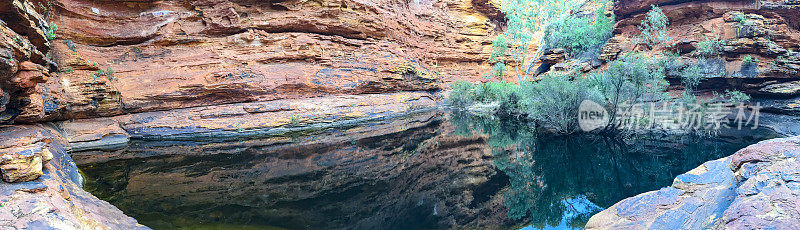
0, 125, 57, 182
586, 136, 800, 229
0, 124, 148, 229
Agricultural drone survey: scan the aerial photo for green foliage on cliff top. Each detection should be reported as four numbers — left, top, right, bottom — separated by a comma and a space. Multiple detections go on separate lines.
491, 0, 585, 82
544, 6, 615, 58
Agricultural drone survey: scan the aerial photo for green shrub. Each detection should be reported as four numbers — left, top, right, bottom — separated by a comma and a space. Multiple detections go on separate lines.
473, 81, 518, 103
680, 65, 703, 102
450, 81, 476, 107
723, 90, 750, 104
587, 52, 669, 129
46, 23, 57, 40
517, 74, 603, 134
636, 5, 671, 49
733, 13, 746, 24
742, 55, 759, 63
694, 36, 725, 57
449, 81, 518, 107
544, 6, 615, 58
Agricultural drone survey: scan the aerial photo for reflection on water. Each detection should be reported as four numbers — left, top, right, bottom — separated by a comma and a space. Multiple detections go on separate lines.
76, 110, 780, 230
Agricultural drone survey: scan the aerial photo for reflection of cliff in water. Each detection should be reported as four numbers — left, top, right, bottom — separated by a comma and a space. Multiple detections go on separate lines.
76, 110, 780, 230
449, 111, 780, 229
77, 111, 514, 230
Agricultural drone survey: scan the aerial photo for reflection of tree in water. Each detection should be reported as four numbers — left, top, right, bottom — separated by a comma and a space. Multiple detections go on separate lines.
448, 110, 775, 229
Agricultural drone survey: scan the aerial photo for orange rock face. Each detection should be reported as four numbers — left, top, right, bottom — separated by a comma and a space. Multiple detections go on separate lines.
13, 0, 501, 121
601, 0, 800, 94
0, 0, 55, 123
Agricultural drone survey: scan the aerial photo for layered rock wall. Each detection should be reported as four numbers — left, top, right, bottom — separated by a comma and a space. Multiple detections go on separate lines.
0, 0, 55, 123
600, 0, 800, 94
17, 0, 501, 122
0, 125, 147, 229
0, 0, 502, 183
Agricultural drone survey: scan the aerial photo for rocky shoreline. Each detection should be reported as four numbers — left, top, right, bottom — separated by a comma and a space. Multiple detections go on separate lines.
586, 135, 800, 229
0, 94, 443, 228
0, 125, 146, 229
1, 0, 800, 228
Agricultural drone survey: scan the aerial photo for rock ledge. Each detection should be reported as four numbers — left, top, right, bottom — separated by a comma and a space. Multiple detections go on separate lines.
586, 135, 800, 229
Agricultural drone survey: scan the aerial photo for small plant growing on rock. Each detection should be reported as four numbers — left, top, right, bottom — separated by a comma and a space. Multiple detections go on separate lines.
733, 13, 747, 24
91, 68, 116, 82
724, 90, 751, 103
742, 55, 759, 63
694, 36, 725, 58
45, 23, 58, 41
636, 5, 671, 49
714, 89, 750, 104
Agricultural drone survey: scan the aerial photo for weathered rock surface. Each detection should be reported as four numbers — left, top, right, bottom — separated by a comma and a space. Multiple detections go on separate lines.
0, 125, 55, 182
55, 118, 130, 152
606, 0, 800, 92
53, 91, 439, 145
586, 136, 800, 229
759, 80, 800, 97
11, 0, 501, 122
0, 124, 148, 229
0, 0, 55, 123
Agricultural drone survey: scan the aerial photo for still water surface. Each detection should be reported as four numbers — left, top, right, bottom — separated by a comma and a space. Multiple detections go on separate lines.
76, 110, 780, 229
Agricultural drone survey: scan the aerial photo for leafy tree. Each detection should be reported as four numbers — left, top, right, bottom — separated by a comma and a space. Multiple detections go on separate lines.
635, 5, 671, 49
544, 6, 615, 58
517, 72, 603, 134
586, 53, 669, 130
679, 65, 703, 102
492, 0, 585, 82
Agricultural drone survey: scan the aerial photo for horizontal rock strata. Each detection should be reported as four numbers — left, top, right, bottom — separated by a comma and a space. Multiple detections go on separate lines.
0, 125, 147, 229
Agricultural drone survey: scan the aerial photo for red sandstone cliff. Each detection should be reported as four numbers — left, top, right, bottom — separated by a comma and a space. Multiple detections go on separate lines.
4, 0, 503, 123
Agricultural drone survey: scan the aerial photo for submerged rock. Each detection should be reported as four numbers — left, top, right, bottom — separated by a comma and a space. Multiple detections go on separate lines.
586, 136, 800, 229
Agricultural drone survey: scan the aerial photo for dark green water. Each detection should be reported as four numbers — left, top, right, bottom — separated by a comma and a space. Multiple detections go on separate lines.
76, 110, 780, 230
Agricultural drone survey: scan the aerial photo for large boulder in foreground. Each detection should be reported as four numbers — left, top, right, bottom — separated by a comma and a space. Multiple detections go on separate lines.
0, 125, 57, 182
0, 124, 148, 229
586, 136, 800, 229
